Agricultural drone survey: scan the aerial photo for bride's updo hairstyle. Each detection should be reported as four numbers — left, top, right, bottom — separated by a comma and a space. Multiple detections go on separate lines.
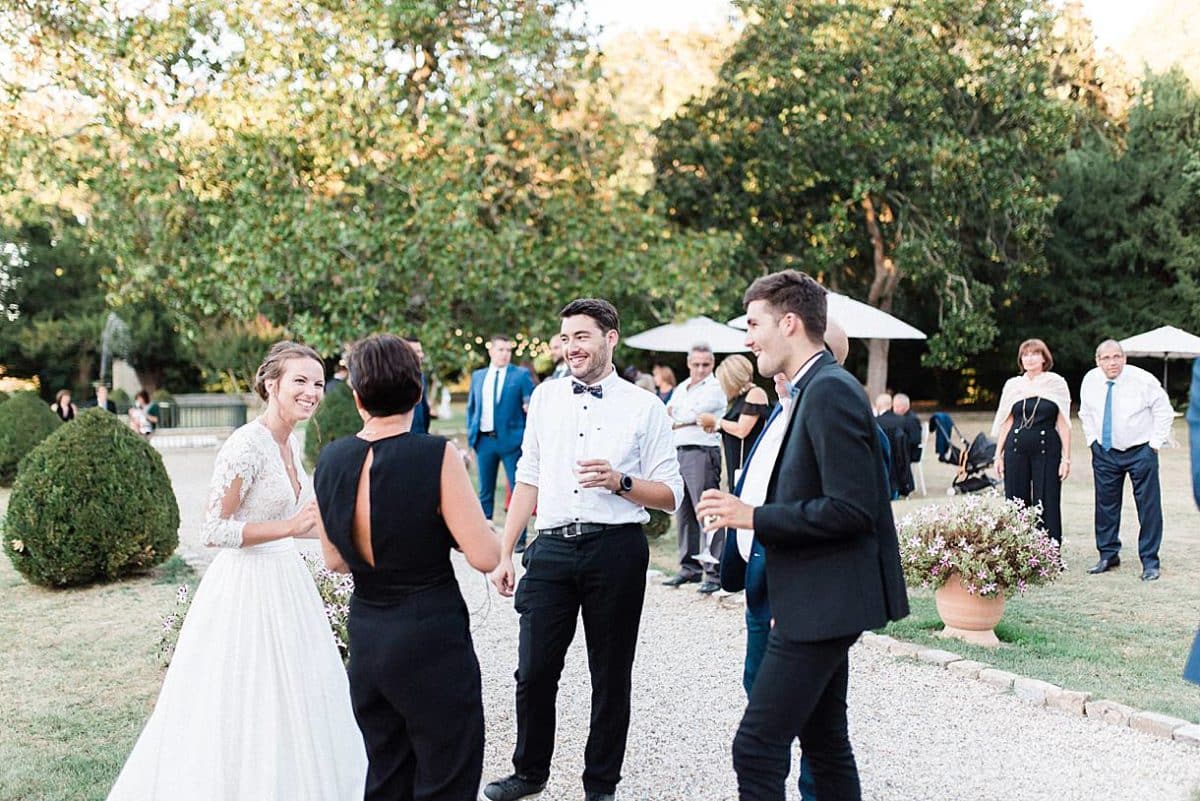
346, 334, 422, 417
254, 341, 324, 401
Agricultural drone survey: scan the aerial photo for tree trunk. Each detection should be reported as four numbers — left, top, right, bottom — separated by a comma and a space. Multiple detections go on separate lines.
866, 338, 890, 400
862, 195, 902, 399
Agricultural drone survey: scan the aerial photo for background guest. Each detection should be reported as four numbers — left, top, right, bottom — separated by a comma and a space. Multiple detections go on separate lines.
90, 383, 117, 413
697, 354, 769, 488
873, 393, 892, 417
128, 390, 159, 436
992, 338, 1072, 544
403, 336, 432, 434
466, 334, 536, 553
662, 343, 728, 594
50, 389, 77, 422
877, 393, 924, 499
1079, 339, 1172, 580
651, 364, 676, 404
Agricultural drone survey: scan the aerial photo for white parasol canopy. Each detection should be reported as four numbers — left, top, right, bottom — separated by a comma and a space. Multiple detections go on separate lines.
727, 292, 926, 340
1118, 325, 1200, 384
624, 316, 750, 353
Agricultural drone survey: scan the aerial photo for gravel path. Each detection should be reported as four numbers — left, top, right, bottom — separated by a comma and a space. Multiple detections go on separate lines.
161, 448, 1200, 800
464, 555, 1200, 801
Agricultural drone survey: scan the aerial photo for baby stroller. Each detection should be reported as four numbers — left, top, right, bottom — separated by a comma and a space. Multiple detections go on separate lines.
928, 413, 999, 495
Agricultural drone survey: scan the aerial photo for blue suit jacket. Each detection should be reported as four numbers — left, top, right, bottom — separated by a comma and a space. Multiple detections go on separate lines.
466, 365, 534, 452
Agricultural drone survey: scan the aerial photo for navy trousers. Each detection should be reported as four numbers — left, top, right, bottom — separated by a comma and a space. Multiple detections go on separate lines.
1091, 442, 1163, 569
476, 434, 526, 546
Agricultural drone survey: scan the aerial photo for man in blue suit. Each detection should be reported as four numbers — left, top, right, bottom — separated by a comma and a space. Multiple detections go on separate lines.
468, 335, 536, 551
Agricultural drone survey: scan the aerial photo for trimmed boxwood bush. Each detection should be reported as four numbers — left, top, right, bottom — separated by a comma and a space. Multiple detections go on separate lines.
4, 408, 179, 587
0, 391, 63, 486
304, 382, 361, 469
644, 508, 672, 540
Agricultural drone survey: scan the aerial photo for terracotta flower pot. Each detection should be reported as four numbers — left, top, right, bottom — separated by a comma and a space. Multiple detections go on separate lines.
934, 572, 1005, 647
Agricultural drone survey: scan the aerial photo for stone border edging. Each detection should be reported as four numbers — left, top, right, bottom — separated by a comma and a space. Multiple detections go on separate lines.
858, 632, 1200, 747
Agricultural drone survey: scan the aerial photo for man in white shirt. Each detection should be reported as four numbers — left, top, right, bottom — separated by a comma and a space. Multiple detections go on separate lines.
1078, 339, 1173, 581
662, 343, 729, 592
483, 298, 683, 801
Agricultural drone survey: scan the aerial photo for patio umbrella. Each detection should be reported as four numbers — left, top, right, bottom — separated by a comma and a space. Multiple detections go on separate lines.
727, 292, 926, 340
1118, 325, 1200, 384
623, 316, 750, 353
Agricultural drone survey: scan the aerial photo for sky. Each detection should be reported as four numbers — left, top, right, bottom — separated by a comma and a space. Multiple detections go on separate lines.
581, 0, 1155, 48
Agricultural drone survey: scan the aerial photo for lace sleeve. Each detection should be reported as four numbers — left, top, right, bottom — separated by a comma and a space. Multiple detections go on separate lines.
200, 431, 262, 548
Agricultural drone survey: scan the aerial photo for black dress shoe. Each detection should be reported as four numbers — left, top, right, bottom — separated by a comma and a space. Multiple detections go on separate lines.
697, 581, 721, 594
481, 773, 546, 801
584, 793, 615, 801
1141, 567, 1161, 581
662, 574, 700, 587
513, 542, 526, 554
1086, 556, 1120, 574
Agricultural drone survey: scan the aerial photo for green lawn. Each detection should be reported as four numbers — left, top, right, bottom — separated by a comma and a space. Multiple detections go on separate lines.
884, 412, 1200, 723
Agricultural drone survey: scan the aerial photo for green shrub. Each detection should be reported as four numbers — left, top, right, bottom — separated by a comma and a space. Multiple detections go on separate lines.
110, 388, 131, 406
4, 408, 179, 587
303, 382, 361, 469
644, 508, 671, 540
0, 391, 63, 485
0, 390, 9, 403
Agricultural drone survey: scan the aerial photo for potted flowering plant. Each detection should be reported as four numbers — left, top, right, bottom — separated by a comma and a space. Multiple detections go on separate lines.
897, 491, 1065, 646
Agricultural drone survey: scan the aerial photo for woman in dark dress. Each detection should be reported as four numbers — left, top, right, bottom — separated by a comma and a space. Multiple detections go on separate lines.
698, 354, 770, 487
50, 389, 77, 421
992, 338, 1073, 543
314, 334, 500, 801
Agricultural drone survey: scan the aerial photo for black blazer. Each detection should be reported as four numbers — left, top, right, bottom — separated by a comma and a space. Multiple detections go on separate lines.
752, 351, 909, 642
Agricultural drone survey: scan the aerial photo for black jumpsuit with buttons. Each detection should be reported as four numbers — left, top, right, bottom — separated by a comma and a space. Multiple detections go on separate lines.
1003, 397, 1063, 543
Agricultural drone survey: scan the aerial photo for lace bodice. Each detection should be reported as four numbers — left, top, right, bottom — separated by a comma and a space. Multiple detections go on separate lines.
201, 420, 313, 548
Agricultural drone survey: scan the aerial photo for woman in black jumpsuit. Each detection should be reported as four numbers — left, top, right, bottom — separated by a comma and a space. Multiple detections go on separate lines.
315, 334, 500, 801
994, 339, 1073, 543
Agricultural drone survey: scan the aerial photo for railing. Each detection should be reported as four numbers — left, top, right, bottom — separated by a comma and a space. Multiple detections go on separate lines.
157, 394, 251, 429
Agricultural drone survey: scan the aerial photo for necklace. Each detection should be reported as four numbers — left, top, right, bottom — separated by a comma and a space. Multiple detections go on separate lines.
1017, 395, 1041, 431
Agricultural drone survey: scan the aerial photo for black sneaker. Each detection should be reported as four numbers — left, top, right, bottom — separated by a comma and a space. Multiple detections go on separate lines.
481, 774, 546, 801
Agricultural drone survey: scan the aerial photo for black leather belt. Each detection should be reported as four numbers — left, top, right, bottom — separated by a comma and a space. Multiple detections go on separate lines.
480, 431, 497, 437
538, 521, 627, 539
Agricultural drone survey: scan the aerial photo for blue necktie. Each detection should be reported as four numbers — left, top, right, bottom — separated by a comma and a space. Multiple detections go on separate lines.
492, 369, 501, 409
1101, 380, 1114, 451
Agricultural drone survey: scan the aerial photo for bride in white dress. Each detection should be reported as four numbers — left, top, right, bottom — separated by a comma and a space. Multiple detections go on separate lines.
108, 342, 367, 801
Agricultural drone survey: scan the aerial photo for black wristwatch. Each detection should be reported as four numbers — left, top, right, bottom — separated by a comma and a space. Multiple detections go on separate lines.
614, 473, 634, 496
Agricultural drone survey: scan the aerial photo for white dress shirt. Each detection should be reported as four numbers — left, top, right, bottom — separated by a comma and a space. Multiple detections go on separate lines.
480, 365, 507, 432
1078, 364, 1173, 450
666, 374, 727, 448
515, 369, 684, 529
736, 353, 823, 560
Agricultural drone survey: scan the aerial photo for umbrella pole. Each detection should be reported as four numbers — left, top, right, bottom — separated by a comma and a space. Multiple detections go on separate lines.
1164, 358, 1169, 387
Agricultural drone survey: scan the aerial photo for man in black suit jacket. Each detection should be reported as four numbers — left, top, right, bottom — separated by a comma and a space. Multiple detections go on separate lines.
698, 270, 908, 801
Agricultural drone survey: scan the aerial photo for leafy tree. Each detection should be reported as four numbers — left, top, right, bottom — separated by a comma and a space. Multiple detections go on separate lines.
653, 0, 1075, 395
4, 0, 741, 379
1000, 69, 1200, 396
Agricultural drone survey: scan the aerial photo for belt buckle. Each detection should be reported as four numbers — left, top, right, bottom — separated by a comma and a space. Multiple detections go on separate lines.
562, 522, 584, 538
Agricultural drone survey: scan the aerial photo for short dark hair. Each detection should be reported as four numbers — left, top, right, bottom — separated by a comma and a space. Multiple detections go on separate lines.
489, 334, 512, 345
136, 390, 151, 404
559, 298, 620, 334
742, 270, 826, 345
346, 334, 422, 417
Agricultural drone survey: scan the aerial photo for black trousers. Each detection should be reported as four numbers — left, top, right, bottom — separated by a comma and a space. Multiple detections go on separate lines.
511, 523, 648, 795
733, 631, 861, 801
1003, 427, 1063, 542
1092, 442, 1163, 569
348, 582, 484, 801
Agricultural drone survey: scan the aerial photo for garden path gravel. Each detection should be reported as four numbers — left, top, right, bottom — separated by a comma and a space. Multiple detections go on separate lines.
163, 450, 1200, 800
461, 555, 1200, 801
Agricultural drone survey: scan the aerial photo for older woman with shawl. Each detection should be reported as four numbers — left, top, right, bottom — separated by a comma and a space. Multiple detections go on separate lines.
992, 338, 1073, 543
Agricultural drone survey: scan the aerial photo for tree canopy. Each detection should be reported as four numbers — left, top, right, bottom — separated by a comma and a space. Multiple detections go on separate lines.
653, 0, 1076, 394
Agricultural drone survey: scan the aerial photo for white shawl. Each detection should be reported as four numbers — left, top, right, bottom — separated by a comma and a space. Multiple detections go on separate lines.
990, 372, 1073, 437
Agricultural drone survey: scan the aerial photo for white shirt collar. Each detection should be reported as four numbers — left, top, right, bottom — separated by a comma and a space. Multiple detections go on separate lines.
789, 351, 825, 389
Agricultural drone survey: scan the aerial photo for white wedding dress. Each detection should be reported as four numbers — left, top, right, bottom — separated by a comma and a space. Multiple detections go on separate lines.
108, 420, 366, 801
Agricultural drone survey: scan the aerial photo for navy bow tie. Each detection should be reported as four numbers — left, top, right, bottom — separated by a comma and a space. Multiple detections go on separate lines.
573, 382, 603, 399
